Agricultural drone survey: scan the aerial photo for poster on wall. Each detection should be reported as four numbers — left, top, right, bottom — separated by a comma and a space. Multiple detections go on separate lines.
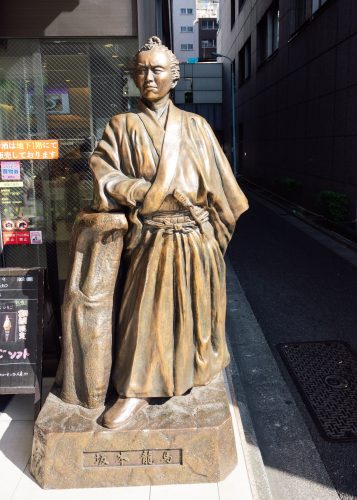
28, 87, 70, 115
1, 161, 21, 180
45, 88, 70, 114
1, 218, 33, 246
0, 268, 44, 392
0, 140, 59, 161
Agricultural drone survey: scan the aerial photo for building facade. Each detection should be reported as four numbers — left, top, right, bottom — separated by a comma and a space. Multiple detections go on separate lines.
218, 0, 357, 220
197, 1, 219, 61
198, 18, 219, 61
172, 0, 199, 62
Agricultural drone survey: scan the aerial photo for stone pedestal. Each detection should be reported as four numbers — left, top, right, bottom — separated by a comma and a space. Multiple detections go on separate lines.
31, 373, 237, 489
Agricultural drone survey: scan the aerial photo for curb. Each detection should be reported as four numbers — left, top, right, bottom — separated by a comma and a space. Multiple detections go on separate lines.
225, 262, 273, 500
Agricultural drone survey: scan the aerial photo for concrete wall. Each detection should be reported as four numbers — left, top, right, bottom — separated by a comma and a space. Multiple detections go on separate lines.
174, 63, 223, 139
137, 0, 158, 46
0, 0, 137, 37
172, 0, 199, 62
218, 0, 357, 216
175, 62, 222, 103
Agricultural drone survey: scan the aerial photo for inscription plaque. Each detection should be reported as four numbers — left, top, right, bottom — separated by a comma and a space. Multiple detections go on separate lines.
83, 449, 182, 468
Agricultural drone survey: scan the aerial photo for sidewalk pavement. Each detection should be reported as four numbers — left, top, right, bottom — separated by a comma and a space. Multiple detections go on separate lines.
225, 261, 339, 500
226, 188, 357, 500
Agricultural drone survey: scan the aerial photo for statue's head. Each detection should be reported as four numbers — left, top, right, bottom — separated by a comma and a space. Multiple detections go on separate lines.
133, 36, 180, 102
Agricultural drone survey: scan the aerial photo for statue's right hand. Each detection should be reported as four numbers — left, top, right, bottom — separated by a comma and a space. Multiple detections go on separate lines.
106, 179, 151, 205
132, 181, 151, 203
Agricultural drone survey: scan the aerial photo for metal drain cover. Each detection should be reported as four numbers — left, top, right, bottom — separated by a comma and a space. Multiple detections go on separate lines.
277, 341, 357, 441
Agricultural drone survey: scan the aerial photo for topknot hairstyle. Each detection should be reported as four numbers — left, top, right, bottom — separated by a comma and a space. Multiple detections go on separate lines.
133, 36, 180, 82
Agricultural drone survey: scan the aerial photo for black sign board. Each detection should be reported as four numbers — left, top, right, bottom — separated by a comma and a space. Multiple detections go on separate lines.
0, 268, 44, 416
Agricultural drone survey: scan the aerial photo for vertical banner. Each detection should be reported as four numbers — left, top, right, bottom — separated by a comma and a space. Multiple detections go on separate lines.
0, 268, 44, 391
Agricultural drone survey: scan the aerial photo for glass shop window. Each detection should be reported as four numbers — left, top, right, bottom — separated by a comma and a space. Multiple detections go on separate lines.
0, 38, 138, 310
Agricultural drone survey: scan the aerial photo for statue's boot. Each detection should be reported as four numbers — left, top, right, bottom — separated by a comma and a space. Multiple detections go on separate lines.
102, 397, 149, 429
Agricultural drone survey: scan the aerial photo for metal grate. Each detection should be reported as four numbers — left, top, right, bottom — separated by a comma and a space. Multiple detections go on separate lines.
278, 341, 357, 441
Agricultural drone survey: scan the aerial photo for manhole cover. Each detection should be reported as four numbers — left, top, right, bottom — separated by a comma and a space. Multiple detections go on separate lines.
277, 341, 357, 442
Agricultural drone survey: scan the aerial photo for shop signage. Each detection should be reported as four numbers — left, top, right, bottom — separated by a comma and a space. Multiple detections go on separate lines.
0, 161, 21, 180
0, 181, 23, 188
16, 219, 28, 231
2, 231, 17, 245
30, 231, 43, 245
17, 232, 31, 245
0, 180, 24, 216
3, 231, 31, 246
0, 268, 44, 406
0, 140, 59, 160
2, 219, 35, 246
2, 220, 15, 231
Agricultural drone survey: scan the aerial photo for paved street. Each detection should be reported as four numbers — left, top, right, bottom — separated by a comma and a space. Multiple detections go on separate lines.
227, 189, 357, 500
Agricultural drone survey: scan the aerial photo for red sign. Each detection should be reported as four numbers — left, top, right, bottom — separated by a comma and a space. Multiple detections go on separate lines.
3, 230, 31, 245
16, 231, 30, 245
3, 232, 17, 245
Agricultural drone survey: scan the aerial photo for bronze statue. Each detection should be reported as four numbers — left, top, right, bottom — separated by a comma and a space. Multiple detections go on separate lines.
56, 37, 248, 429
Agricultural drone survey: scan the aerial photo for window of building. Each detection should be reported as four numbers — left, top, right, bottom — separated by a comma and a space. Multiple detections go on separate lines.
180, 8, 193, 15
231, 0, 235, 29
257, 1, 279, 65
312, 0, 328, 14
238, 122, 245, 170
292, 0, 306, 31
292, 0, 329, 33
238, 37, 251, 85
231, 58, 236, 92
202, 20, 218, 30
201, 39, 216, 48
181, 43, 194, 51
181, 26, 193, 32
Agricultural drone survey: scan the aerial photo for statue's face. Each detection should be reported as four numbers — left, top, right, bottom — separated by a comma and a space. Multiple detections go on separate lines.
134, 48, 175, 102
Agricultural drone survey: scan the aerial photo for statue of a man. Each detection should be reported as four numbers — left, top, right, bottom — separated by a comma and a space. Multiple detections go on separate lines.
58, 37, 248, 428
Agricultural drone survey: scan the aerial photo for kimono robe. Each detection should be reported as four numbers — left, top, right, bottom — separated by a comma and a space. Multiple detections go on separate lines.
90, 99, 248, 398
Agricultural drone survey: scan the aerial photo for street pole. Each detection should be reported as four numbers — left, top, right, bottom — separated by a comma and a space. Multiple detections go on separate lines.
231, 64, 237, 177
213, 52, 238, 177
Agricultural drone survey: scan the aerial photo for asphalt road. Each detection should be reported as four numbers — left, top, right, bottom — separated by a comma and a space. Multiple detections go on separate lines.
227, 191, 357, 500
